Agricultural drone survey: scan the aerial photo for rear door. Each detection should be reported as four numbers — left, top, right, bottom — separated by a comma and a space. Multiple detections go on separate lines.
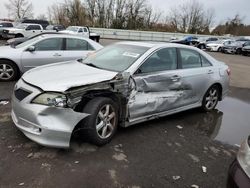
176, 48, 213, 105
21, 37, 65, 71
63, 38, 95, 61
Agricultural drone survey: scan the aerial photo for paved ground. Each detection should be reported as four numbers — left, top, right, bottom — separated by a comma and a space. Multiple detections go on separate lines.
0, 38, 250, 188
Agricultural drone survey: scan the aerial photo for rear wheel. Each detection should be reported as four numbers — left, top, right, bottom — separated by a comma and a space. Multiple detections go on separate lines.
218, 47, 222, 52
82, 97, 118, 146
201, 85, 220, 112
0, 60, 19, 81
15, 34, 24, 38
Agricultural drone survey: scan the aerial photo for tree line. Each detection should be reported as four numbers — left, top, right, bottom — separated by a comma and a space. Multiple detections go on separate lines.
4, 0, 250, 36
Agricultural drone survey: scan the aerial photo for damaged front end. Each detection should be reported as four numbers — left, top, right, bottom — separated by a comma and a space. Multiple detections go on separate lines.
66, 72, 134, 130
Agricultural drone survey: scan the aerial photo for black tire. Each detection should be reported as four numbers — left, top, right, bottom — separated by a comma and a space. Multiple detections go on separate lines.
15, 34, 24, 38
218, 47, 222, 52
0, 60, 19, 81
82, 97, 118, 146
199, 44, 205, 49
201, 85, 220, 112
235, 48, 241, 55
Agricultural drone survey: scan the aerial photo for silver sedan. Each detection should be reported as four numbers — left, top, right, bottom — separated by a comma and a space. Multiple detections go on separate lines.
11, 42, 230, 148
0, 34, 103, 81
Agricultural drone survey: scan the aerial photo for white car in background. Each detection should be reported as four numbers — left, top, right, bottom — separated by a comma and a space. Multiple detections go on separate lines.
0, 34, 103, 81
60, 26, 101, 42
206, 40, 234, 52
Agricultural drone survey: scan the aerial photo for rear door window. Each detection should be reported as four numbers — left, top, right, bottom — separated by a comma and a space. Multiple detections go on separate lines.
179, 49, 202, 69
66, 38, 94, 51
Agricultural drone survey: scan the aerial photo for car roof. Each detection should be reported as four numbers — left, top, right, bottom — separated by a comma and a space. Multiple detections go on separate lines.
20, 23, 42, 26
36, 34, 93, 41
115, 41, 198, 49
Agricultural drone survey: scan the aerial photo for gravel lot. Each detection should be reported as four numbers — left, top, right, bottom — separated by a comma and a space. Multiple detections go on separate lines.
0, 38, 249, 188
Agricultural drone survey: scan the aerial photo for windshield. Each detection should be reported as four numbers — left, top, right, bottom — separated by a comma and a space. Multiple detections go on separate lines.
83, 44, 149, 72
15, 36, 43, 49
66, 26, 78, 32
16, 24, 28, 29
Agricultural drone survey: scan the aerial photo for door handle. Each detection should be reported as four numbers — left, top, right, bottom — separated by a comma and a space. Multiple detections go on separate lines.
170, 75, 181, 82
208, 70, 214, 74
53, 53, 62, 57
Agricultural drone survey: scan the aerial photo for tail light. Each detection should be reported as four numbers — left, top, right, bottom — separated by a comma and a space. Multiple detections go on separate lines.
226, 68, 231, 76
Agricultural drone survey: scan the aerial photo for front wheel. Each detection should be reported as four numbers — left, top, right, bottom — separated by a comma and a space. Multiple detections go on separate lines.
82, 97, 118, 146
201, 85, 220, 112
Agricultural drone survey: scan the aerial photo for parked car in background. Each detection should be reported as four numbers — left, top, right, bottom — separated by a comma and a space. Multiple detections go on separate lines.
0, 22, 14, 38
18, 19, 49, 29
206, 40, 234, 52
46, 25, 65, 32
242, 44, 250, 56
170, 36, 199, 46
196, 37, 219, 49
60, 26, 101, 42
227, 136, 250, 188
11, 42, 230, 148
222, 41, 250, 54
2, 23, 65, 39
2, 23, 45, 38
0, 34, 103, 81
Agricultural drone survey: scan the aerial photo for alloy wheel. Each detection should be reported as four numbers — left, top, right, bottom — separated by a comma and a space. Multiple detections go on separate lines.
205, 88, 219, 110
96, 104, 116, 139
0, 64, 14, 80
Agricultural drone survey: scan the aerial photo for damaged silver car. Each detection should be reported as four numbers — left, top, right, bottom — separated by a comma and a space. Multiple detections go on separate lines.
11, 42, 230, 148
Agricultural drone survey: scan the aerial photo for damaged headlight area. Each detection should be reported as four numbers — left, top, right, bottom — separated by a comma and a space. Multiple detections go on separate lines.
32, 92, 67, 107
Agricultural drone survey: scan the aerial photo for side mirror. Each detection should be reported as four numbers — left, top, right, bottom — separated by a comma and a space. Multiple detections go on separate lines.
25, 27, 31, 31
27, 46, 36, 52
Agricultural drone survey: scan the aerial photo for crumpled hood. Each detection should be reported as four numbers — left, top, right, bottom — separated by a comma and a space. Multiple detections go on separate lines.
22, 61, 118, 92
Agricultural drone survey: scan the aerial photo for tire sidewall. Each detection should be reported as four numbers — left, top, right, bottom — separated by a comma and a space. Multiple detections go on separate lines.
83, 97, 119, 145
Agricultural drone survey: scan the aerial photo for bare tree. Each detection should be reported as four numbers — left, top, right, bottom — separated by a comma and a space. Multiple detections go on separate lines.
169, 0, 215, 34
85, 0, 96, 26
5, 0, 33, 20
65, 0, 88, 26
36, 14, 47, 20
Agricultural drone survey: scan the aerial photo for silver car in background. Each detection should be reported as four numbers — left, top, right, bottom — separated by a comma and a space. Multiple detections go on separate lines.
11, 42, 230, 148
0, 34, 103, 81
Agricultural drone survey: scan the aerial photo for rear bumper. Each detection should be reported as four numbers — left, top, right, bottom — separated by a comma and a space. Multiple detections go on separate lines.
2, 33, 15, 39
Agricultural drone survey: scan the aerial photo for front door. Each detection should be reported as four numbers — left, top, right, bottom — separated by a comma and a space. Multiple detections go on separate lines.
21, 38, 65, 72
128, 48, 189, 122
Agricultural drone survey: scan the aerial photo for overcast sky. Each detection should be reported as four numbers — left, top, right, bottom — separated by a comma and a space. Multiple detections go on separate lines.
0, 0, 249, 25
